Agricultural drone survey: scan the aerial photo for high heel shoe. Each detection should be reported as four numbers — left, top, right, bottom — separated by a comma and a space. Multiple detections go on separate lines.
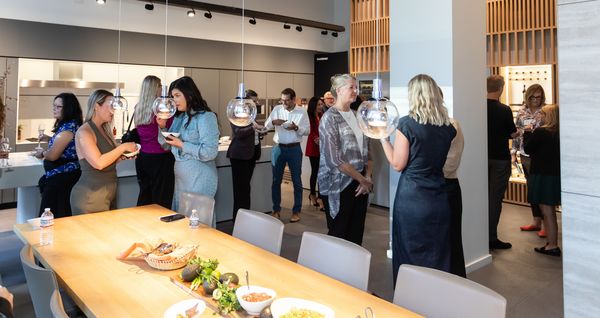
308, 194, 319, 207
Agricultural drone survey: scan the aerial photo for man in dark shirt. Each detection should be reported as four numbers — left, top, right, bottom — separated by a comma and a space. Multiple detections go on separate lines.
487, 75, 517, 250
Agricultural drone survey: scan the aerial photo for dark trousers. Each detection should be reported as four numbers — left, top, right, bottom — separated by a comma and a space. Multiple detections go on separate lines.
39, 170, 81, 218
322, 180, 369, 245
520, 156, 543, 219
230, 157, 257, 220
444, 178, 466, 277
308, 156, 319, 195
488, 159, 511, 242
135, 152, 175, 209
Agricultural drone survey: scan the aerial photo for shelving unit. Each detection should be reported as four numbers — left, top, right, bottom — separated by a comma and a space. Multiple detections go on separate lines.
350, 0, 390, 74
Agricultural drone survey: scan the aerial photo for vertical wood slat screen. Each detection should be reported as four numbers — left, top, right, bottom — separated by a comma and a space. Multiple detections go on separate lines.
486, 0, 557, 67
350, 0, 390, 74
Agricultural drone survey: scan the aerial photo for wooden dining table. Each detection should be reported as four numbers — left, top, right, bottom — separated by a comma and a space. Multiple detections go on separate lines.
13, 205, 422, 318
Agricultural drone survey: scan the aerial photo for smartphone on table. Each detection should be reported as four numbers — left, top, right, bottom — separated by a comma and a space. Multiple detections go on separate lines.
159, 213, 185, 222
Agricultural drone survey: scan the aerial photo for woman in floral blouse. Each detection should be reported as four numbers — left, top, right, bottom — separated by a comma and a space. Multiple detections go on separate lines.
513, 84, 546, 235
318, 74, 372, 245
36, 93, 83, 218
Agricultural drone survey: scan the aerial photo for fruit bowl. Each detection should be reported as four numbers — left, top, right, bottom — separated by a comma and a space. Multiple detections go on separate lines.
235, 285, 276, 316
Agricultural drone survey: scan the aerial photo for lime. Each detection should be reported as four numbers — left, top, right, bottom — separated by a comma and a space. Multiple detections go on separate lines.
212, 288, 223, 300
211, 270, 221, 280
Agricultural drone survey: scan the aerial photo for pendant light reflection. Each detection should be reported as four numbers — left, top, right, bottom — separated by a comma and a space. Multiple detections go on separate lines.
152, 0, 177, 120
227, 0, 256, 127
356, 0, 399, 139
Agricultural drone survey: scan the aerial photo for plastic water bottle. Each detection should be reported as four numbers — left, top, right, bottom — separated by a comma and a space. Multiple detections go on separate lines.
40, 208, 54, 245
189, 209, 200, 229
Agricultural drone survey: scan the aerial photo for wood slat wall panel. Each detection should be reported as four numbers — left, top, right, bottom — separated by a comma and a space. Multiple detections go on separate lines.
350, 0, 390, 74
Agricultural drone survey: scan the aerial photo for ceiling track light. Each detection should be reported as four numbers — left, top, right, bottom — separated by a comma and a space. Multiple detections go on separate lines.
332, 32, 338, 37
96, 0, 106, 4
145, 1, 154, 10
296, 25, 303, 32
204, 10, 212, 19
321, 30, 328, 35
249, 17, 256, 25
187, 8, 195, 17
283, 23, 291, 30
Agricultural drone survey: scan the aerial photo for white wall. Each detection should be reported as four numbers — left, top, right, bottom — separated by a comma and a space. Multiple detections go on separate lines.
0, 0, 347, 52
390, 0, 490, 273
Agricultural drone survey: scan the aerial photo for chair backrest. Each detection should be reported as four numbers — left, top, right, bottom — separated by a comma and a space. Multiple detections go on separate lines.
393, 264, 507, 318
178, 192, 216, 227
297, 232, 371, 291
20, 245, 59, 318
50, 290, 69, 318
232, 209, 285, 255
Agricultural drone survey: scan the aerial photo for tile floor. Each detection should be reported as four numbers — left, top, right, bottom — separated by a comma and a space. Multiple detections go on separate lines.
0, 181, 563, 317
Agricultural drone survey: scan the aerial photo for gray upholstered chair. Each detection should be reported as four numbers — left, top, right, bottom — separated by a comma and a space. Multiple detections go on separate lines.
393, 264, 507, 318
20, 245, 59, 318
297, 232, 371, 291
232, 209, 285, 255
178, 191, 216, 227
50, 290, 69, 318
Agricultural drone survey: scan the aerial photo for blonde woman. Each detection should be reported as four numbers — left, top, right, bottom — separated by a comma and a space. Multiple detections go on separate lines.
380, 74, 456, 281
134, 75, 175, 208
524, 104, 561, 256
70, 89, 137, 214
318, 74, 372, 245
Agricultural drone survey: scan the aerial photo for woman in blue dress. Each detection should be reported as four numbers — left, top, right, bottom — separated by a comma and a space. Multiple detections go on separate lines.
380, 74, 457, 281
36, 93, 83, 218
158, 76, 219, 211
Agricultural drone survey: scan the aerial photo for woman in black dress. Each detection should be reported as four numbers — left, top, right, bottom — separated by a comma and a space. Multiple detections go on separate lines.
380, 74, 456, 281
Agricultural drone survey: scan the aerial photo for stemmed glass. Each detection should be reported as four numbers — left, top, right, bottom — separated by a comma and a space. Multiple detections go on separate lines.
36, 124, 45, 151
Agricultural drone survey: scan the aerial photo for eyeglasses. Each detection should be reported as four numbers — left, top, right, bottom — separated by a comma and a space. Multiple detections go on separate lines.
528, 95, 543, 101
52, 105, 63, 109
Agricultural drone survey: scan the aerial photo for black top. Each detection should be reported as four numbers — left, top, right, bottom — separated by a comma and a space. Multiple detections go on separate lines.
0, 297, 14, 318
487, 99, 516, 160
524, 127, 560, 176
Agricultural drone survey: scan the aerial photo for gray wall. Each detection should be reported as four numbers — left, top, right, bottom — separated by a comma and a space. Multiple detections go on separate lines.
0, 18, 314, 74
558, 0, 600, 317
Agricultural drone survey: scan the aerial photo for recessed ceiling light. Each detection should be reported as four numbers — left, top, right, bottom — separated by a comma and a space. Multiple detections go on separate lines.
96, 0, 106, 4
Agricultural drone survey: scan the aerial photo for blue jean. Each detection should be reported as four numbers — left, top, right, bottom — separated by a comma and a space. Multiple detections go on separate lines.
272, 144, 303, 213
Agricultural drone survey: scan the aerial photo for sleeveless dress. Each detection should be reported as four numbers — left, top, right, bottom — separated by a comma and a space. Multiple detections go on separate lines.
392, 116, 456, 281
70, 121, 118, 214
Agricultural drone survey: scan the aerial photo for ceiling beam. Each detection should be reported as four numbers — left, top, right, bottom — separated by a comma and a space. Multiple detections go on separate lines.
137, 0, 346, 32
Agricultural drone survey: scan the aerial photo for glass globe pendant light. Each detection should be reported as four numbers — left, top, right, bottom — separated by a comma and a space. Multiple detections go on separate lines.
226, 0, 256, 127
152, 0, 177, 120
356, 0, 399, 139
110, 0, 128, 112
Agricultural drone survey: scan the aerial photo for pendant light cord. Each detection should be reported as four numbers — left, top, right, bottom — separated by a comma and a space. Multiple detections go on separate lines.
117, 0, 122, 87
241, 0, 245, 87
375, 0, 380, 81
164, 0, 169, 81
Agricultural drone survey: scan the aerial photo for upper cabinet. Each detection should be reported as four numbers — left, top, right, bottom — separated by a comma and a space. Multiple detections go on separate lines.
350, 0, 390, 74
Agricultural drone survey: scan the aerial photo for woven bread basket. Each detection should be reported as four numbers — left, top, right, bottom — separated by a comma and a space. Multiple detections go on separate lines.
144, 245, 196, 271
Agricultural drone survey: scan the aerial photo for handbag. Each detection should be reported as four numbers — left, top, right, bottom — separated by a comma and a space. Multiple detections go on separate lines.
121, 114, 140, 144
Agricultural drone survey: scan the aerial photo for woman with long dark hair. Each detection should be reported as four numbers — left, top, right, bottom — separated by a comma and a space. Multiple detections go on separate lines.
134, 75, 175, 208
36, 93, 83, 217
306, 96, 325, 208
157, 76, 219, 211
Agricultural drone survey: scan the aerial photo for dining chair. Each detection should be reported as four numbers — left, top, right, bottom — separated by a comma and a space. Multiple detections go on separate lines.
178, 192, 216, 227
232, 209, 285, 255
393, 264, 507, 318
297, 232, 371, 291
20, 245, 59, 318
50, 289, 69, 318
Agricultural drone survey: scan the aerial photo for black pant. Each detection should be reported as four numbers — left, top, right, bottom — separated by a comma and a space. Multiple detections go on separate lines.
520, 156, 543, 219
488, 159, 511, 242
39, 170, 81, 218
322, 180, 369, 245
230, 157, 257, 220
308, 156, 319, 195
135, 152, 175, 209
444, 178, 466, 278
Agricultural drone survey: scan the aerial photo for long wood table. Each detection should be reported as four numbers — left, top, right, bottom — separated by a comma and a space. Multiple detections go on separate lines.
13, 205, 422, 318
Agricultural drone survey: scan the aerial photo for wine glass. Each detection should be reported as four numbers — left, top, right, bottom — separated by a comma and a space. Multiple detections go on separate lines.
36, 124, 45, 151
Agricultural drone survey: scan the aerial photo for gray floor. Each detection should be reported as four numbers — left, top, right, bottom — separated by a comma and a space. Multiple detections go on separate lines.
0, 181, 563, 317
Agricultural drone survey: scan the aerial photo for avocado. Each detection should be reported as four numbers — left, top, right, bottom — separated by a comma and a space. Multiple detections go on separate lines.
181, 264, 200, 282
219, 272, 239, 285
202, 279, 218, 295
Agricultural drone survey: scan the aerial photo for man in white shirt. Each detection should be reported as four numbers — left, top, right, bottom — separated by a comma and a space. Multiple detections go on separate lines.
265, 88, 310, 222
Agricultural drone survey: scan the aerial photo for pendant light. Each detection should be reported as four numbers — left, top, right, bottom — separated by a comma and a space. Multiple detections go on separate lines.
356, 0, 399, 139
226, 0, 257, 127
152, 0, 177, 120
110, 0, 128, 112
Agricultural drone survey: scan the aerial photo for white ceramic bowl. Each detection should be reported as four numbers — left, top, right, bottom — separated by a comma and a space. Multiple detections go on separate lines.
235, 285, 276, 316
161, 132, 181, 138
122, 143, 141, 158
270, 297, 335, 318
